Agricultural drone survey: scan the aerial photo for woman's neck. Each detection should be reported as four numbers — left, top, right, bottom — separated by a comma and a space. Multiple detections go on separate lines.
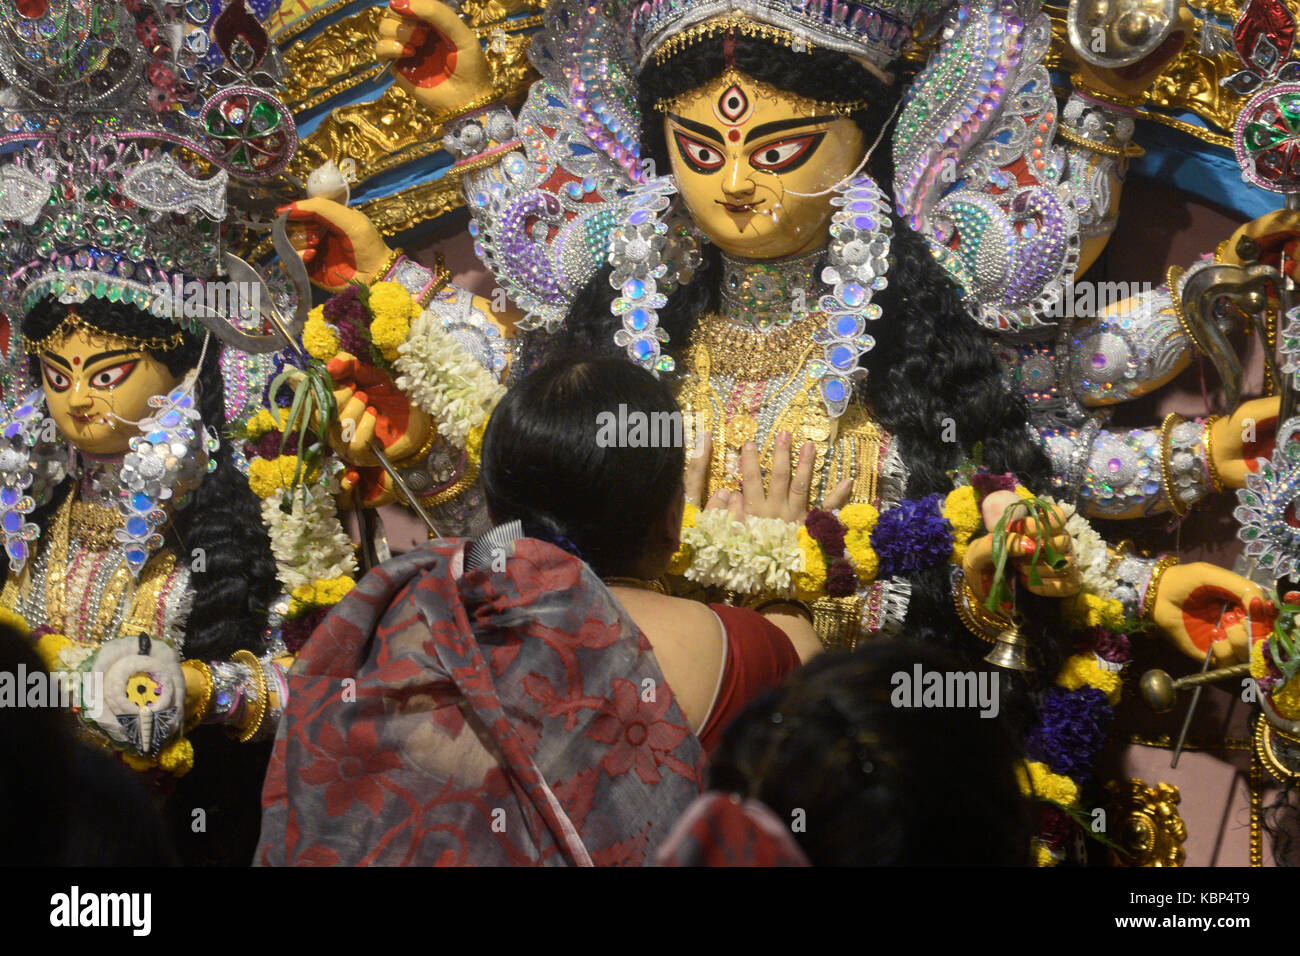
718, 247, 825, 332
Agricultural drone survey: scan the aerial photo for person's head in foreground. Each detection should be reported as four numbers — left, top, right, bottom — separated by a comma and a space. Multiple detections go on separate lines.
658, 641, 1032, 866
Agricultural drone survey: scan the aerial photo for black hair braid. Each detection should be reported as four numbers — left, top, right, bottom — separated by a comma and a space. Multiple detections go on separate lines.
15, 296, 274, 660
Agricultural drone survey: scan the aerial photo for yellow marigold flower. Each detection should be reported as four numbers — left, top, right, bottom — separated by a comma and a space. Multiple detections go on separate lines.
793, 526, 828, 603
845, 530, 879, 584
245, 407, 288, 440
303, 305, 340, 361
1056, 653, 1122, 705
368, 281, 418, 324
369, 312, 411, 362
1014, 485, 1035, 500
158, 737, 194, 777
666, 503, 699, 576
465, 420, 487, 467
1064, 592, 1125, 632
943, 486, 982, 564
121, 752, 156, 772
33, 632, 71, 672
0, 607, 30, 637
248, 455, 317, 499
838, 502, 878, 532
1034, 844, 1060, 867
1251, 639, 1271, 681
1016, 760, 1080, 807
289, 575, 357, 615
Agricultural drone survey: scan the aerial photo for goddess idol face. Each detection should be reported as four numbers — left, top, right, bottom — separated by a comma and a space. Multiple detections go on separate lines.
662, 70, 867, 259
38, 321, 184, 457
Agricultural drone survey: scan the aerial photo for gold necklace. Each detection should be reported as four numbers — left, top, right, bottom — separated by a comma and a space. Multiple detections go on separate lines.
688, 310, 824, 379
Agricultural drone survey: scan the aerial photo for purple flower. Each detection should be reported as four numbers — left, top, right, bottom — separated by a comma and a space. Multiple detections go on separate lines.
1026, 686, 1111, 781
336, 318, 370, 358
323, 285, 368, 327
805, 508, 846, 557
971, 471, 1018, 500
282, 608, 328, 654
869, 493, 954, 578
1076, 627, 1130, 665
826, 559, 857, 597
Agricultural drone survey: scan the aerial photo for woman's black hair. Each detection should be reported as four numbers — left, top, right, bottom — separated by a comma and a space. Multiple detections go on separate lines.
707, 641, 1032, 865
19, 295, 275, 661
480, 352, 686, 577
560, 33, 1061, 726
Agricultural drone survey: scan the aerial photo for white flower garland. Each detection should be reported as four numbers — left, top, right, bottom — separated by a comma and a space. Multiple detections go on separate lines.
261, 482, 358, 592
393, 310, 506, 446
1045, 497, 1114, 599
680, 508, 803, 595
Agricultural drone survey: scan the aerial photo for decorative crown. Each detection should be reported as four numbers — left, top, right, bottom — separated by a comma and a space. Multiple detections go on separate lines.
628, 0, 950, 74
0, 0, 295, 352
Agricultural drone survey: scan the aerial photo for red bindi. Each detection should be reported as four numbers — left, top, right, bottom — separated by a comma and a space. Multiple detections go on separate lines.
728, 129, 740, 142
72, 356, 81, 366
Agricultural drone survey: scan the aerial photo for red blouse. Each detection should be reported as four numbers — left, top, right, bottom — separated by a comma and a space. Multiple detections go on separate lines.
696, 604, 801, 754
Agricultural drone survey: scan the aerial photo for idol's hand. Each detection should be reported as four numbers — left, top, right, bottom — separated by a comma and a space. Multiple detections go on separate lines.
1072, 4, 1193, 99
375, 0, 492, 117
1222, 209, 1300, 280
326, 354, 434, 470
962, 491, 1079, 600
340, 465, 398, 509
1210, 396, 1279, 489
280, 198, 393, 292
1151, 562, 1272, 664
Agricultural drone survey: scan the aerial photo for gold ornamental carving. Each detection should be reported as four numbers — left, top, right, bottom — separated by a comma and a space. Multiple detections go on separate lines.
1105, 778, 1187, 867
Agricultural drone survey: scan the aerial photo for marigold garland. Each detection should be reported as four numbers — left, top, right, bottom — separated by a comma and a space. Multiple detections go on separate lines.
303, 305, 341, 361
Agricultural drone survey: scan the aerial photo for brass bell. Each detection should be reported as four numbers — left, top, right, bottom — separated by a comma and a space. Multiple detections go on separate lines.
984, 624, 1032, 671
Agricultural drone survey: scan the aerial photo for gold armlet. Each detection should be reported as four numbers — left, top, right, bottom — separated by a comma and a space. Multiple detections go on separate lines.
183, 660, 213, 732
1141, 556, 1180, 623
951, 572, 1011, 644
387, 426, 440, 469
745, 594, 815, 624
1069, 74, 1146, 109
231, 650, 269, 744
1202, 415, 1226, 493
1054, 123, 1144, 159
1158, 413, 1190, 518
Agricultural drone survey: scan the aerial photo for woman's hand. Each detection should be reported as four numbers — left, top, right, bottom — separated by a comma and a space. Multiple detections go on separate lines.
683, 431, 851, 522
1151, 562, 1274, 664
281, 198, 393, 292
375, 0, 492, 117
1210, 396, 1279, 489
962, 490, 1079, 601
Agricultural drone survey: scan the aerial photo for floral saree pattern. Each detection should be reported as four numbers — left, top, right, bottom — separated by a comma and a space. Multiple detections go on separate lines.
256, 537, 706, 865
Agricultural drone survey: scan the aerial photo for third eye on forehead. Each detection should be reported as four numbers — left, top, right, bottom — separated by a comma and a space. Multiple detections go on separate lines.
669, 113, 836, 146
43, 347, 141, 371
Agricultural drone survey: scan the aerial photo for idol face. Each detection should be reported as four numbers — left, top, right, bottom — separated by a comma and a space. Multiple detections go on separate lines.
38, 323, 183, 456
663, 70, 867, 259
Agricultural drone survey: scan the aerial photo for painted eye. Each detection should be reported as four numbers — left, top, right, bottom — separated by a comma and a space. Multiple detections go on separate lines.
42, 364, 71, 393
749, 133, 824, 173
673, 131, 726, 173
89, 360, 137, 390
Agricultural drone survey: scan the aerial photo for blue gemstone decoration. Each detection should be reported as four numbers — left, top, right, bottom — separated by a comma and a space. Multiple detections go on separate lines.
160, 411, 181, 427
841, 283, 866, 307
830, 345, 854, 369
7, 540, 25, 561
126, 548, 146, 564
835, 314, 859, 336
126, 516, 148, 537
131, 493, 152, 512
3, 424, 19, 440
853, 216, 875, 230
2, 512, 19, 532
625, 279, 645, 300
632, 338, 655, 361
0, 488, 16, 507
628, 210, 649, 225
823, 379, 846, 403
628, 308, 650, 331
147, 430, 167, 443
15, 405, 32, 419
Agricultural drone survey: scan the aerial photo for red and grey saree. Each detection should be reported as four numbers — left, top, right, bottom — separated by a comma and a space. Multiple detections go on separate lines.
256, 536, 706, 866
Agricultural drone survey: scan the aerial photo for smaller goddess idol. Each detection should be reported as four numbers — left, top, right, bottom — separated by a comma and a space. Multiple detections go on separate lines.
0, 0, 301, 861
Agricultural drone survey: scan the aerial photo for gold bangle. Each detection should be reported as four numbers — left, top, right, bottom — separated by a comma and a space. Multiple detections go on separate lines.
745, 594, 815, 623
1054, 122, 1144, 159
1158, 413, 1189, 518
183, 660, 214, 732
438, 92, 506, 125
1202, 415, 1225, 493
1070, 74, 1146, 109
951, 572, 1011, 643
370, 246, 403, 284
1166, 265, 1215, 358
232, 650, 269, 744
1140, 556, 1180, 622
389, 426, 440, 468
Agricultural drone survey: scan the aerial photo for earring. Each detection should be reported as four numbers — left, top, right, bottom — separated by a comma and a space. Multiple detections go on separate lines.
809, 174, 894, 420
115, 373, 209, 576
0, 390, 66, 572
607, 175, 684, 373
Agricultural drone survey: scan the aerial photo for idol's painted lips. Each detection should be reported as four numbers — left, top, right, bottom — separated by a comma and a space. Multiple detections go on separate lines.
69, 413, 102, 425
717, 199, 763, 214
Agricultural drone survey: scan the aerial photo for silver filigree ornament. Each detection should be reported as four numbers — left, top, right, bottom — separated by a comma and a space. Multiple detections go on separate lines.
0, 390, 48, 572
607, 176, 680, 373
0, 165, 51, 225
1281, 304, 1300, 392
116, 375, 208, 577
121, 154, 229, 220
1236, 416, 1300, 579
